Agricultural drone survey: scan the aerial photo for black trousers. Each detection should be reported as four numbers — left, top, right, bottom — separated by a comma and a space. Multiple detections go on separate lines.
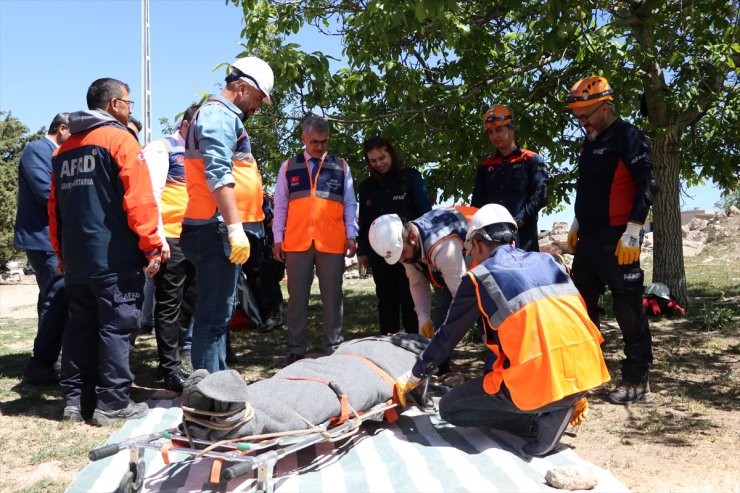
369, 252, 418, 334
255, 251, 285, 321
572, 227, 652, 383
153, 238, 196, 376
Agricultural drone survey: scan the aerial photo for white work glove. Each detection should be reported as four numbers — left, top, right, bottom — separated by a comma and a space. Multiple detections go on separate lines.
420, 320, 435, 339
615, 222, 642, 265
394, 370, 422, 407
567, 218, 579, 253
226, 223, 251, 265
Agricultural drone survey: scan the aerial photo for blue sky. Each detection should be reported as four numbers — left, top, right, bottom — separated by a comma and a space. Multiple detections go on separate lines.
0, 0, 723, 229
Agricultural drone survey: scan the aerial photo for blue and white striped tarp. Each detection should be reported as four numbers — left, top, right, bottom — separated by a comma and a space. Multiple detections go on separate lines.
67, 399, 629, 493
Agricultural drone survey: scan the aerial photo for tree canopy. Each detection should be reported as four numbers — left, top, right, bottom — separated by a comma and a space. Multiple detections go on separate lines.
232, 0, 739, 303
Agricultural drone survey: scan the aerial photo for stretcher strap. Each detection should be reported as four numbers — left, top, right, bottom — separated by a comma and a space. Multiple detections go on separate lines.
337, 353, 399, 422
160, 441, 172, 465
281, 377, 351, 425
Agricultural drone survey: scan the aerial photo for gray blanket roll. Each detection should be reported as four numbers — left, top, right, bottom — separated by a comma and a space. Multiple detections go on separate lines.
182, 334, 428, 441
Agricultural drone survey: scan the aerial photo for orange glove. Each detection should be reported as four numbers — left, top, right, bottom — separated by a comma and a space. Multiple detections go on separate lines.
394, 370, 422, 407
567, 218, 579, 253
570, 397, 590, 427
420, 320, 435, 339
615, 222, 642, 265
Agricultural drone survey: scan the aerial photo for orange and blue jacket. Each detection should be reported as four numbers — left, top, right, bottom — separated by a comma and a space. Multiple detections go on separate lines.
48, 109, 162, 283
159, 134, 188, 238
183, 96, 264, 225
282, 152, 348, 254
472, 146, 548, 252
575, 118, 654, 235
413, 245, 610, 411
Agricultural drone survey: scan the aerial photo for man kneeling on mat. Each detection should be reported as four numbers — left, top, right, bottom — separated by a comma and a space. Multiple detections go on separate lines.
395, 204, 611, 456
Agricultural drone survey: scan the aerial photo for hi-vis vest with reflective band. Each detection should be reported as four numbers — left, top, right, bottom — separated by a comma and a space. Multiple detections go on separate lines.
469, 246, 610, 410
411, 207, 469, 289
283, 153, 347, 254
183, 98, 264, 223
159, 135, 188, 238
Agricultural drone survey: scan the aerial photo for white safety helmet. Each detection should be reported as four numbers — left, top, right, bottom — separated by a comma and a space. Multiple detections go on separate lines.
228, 56, 275, 103
369, 214, 404, 265
464, 204, 518, 251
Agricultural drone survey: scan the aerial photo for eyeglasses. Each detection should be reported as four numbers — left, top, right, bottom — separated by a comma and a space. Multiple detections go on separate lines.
309, 139, 328, 147
115, 98, 134, 110
573, 102, 604, 122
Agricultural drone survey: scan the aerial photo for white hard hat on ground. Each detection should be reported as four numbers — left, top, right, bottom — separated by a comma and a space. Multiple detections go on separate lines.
369, 214, 404, 264
229, 56, 274, 103
464, 204, 517, 251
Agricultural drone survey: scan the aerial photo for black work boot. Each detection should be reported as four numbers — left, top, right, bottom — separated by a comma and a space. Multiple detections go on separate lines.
522, 406, 575, 457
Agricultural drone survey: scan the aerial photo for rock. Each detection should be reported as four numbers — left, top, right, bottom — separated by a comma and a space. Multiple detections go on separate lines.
682, 240, 705, 257
552, 221, 570, 235
545, 465, 598, 490
716, 210, 728, 219
643, 232, 653, 248
728, 205, 740, 216
706, 225, 728, 242
681, 224, 690, 238
688, 218, 708, 231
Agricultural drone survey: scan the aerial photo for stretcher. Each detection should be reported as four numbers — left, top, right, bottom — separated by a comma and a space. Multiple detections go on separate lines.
89, 384, 434, 493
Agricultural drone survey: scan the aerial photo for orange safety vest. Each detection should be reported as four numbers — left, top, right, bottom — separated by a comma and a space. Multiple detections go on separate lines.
183, 98, 264, 224
469, 246, 610, 410
283, 152, 347, 254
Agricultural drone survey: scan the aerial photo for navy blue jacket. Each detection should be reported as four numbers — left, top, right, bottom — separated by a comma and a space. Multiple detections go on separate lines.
357, 167, 432, 257
14, 137, 56, 251
471, 146, 548, 252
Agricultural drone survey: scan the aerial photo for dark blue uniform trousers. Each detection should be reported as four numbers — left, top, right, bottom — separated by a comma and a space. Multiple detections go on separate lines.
25, 249, 67, 366
61, 273, 144, 413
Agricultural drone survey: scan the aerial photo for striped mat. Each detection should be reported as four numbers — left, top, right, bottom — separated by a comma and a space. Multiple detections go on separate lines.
66, 399, 628, 493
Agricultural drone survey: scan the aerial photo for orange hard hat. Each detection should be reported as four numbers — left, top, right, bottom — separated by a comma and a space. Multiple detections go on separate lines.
566, 76, 614, 109
483, 105, 514, 130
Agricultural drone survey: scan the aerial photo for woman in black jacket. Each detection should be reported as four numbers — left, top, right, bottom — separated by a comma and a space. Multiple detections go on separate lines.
358, 136, 433, 334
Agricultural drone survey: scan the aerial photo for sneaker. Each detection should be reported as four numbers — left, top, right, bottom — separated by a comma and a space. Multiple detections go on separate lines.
283, 353, 304, 367
23, 359, 59, 385
62, 405, 83, 422
608, 380, 652, 404
522, 406, 575, 457
91, 401, 149, 426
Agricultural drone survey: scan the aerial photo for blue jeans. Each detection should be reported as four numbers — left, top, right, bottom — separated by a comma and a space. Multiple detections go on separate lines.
25, 250, 67, 365
180, 222, 239, 373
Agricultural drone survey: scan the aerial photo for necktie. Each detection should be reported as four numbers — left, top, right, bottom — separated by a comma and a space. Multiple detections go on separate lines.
310, 158, 320, 181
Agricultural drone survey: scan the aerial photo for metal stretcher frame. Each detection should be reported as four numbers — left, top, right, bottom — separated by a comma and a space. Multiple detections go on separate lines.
88, 400, 403, 493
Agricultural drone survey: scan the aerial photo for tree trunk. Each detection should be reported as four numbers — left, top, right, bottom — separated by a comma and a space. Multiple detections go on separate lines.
650, 128, 688, 306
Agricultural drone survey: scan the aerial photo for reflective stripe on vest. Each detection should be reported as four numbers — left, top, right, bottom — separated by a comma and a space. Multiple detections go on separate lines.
160, 136, 188, 238
469, 247, 610, 410
410, 208, 468, 288
183, 99, 264, 223
283, 153, 346, 254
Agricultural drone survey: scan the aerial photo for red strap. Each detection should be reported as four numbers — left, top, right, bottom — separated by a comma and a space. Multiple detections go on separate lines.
337, 353, 401, 422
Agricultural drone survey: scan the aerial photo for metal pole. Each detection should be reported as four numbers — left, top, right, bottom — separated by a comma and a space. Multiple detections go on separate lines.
142, 0, 152, 145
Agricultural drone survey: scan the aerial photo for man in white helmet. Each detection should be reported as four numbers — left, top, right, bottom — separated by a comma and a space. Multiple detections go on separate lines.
395, 204, 611, 457
180, 56, 274, 373
368, 207, 470, 345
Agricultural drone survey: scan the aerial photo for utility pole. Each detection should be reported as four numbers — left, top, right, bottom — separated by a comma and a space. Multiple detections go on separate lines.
141, 0, 152, 145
